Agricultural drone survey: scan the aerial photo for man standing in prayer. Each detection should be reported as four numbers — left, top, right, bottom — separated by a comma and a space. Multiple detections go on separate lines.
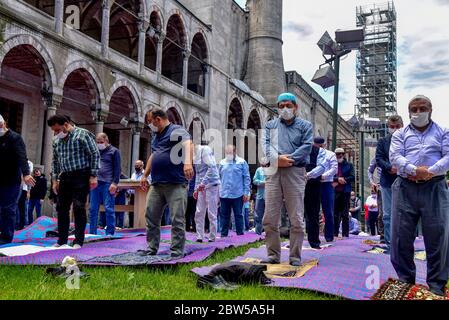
333, 148, 355, 239
253, 158, 268, 235
48, 115, 100, 248
376, 115, 403, 252
306, 137, 337, 246
390, 95, 449, 297
0, 114, 35, 244
89, 133, 121, 235
368, 157, 384, 242
193, 143, 220, 242
141, 108, 193, 258
218, 145, 251, 237
262, 92, 312, 266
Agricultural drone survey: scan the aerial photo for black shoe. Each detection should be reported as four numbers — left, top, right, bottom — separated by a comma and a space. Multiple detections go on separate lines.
196, 239, 203, 243
260, 258, 280, 264
197, 275, 238, 290
311, 245, 322, 250
289, 260, 302, 267
138, 249, 157, 256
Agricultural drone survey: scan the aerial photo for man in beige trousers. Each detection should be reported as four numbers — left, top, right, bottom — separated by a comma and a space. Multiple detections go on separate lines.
261, 93, 313, 266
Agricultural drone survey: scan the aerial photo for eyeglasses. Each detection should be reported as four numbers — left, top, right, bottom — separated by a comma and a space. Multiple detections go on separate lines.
336, 153, 344, 156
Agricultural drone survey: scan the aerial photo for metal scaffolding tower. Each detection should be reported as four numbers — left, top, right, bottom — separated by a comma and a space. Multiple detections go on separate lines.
356, 2, 397, 122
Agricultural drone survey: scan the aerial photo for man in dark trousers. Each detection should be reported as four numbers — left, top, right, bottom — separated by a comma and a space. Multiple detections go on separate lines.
0, 114, 35, 244
304, 137, 326, 249
333, 148, 355, 238
48, 114, 100, 248
376, 115, 403, 252
28, 168, 48, 223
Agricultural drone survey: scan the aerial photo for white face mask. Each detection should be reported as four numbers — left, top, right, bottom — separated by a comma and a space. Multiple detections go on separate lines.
278, 107, 295, 121
0, 127, 6, 137
54, 131, 68, 140
225, 154, 234, 161
148, 123, 159, 133
388, 128, 398, 135
97, 143, 107, 151
410, 112, 430, 128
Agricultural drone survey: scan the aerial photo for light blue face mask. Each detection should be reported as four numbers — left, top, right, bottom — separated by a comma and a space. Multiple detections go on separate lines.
410, 112, 430, 127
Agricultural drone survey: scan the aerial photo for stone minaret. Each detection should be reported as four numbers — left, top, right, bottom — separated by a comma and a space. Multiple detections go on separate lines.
244, 0, 286, 106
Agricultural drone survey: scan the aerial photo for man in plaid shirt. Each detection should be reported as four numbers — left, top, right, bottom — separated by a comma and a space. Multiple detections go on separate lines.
48, 114, 100, 248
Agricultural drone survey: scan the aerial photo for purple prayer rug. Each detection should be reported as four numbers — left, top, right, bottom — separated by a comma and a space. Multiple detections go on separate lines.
0, 222, 263, 266
191, 236, 428, 300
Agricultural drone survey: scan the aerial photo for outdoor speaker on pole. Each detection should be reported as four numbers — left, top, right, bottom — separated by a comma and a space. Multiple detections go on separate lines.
311, 65, 336, 89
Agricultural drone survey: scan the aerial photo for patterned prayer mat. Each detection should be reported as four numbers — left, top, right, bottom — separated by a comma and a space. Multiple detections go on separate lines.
372, 278, 449, 300
192, 236, 428, 300
0, 225, 264, 266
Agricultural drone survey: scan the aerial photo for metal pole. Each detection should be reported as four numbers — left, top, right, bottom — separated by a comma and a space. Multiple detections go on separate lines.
332, 55, 340, 151
360, 131, 365, 226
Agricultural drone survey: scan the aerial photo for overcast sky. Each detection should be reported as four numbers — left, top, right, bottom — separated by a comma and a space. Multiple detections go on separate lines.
235, 0, 449, 128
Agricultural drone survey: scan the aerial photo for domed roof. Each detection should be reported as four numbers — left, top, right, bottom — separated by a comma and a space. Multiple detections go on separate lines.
229, 78, 251, 94
250, 90, 266, 105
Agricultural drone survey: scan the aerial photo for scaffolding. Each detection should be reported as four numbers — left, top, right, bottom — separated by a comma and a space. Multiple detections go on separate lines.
356, 2, 397, 121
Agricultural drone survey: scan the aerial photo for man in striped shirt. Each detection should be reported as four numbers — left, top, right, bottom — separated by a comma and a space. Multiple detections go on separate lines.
48, 115, 100, 248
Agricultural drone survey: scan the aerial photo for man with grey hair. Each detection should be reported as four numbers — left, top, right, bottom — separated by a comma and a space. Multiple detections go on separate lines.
262, 92, 313, 266
88, 132, 121, 235
0, 114, 35, 244
376, 114, 403, 252
390, 95, 449, 296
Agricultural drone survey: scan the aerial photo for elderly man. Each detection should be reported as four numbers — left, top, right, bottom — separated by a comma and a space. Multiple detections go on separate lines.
306, 137, 338, 245
333, 148, 355, 239
88, 133, 121, 235
48, 114, 100, 248
219, 145, 251, 237
262, 92, 313, 266
0, 114, 35, 244
141, 108, 193, 258
376, 115, 403, 251
390, 95, 449, 296
193, 142, 220, 242
304, 137, 338, 249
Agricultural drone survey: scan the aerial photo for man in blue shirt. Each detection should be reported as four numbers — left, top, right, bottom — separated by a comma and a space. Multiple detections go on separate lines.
376, 115, 403, 251
253, 158, 268, 235
89, 133, 121, 235
141, 108, 194, 258
262, 92, 313, 266
390, 95, 449, 296
219, 145, 251, 237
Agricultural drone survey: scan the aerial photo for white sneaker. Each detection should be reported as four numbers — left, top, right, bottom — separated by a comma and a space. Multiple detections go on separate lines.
72, 244, 82, 249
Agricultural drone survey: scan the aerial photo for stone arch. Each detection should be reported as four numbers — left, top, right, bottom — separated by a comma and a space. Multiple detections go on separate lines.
0, 35, 57, 94
164, 101, 186, 126
187, 111, 207, 131
144, 9, 163, 70
111, 0, 147, 17
59, 60, 106, 106
188, 31, 209, 96
227, 97, 244, 130
107, 78, 142, 116
148, 3, 165, 29
163, 9, 190, 46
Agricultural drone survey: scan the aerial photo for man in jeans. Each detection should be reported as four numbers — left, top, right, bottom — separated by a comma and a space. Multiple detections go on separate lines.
218, 145, 251, 237
0, 114, 35, 244
141, 108, 193, 258
89, 133, 121, 235
262, 92, 313, 266
48, 115, 100, 248
376, 115, 402, 252
28, 168, 47, 223
253, 159, 268, 235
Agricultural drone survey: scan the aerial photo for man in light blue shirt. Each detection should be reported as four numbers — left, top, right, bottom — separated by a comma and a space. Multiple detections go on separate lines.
193, 144, 220, 242
262, 92, 313, 266
390, 95, 449, 297
219, 145, 251, 237
306, 138, 338, 243
253, 158, 268, 235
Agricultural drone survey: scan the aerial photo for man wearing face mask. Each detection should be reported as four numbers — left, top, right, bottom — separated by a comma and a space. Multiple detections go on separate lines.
262, 93, 313, 266
141, 108, 193, 258
376, 115, 403, 252
390, 95, 449, 297
88, 133, 121, 235
47, 115, 100, 248
0, 114, 35, 244
219, 145, 251, 237
333, 148, 355, 239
